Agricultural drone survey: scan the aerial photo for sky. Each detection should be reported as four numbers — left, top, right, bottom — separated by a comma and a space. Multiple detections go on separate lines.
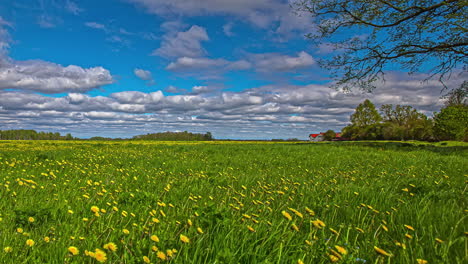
0, 0, 465, 139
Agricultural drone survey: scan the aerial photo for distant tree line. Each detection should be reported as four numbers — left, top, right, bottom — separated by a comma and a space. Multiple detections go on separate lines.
342, 82, 467, 141
0, 130, 74, 140
132, 131, 213, 141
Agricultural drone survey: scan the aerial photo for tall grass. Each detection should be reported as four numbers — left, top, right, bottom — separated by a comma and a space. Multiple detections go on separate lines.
0, 141, 466, 263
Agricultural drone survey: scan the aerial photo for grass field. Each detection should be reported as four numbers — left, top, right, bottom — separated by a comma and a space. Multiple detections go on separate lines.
0, 140, 466, 263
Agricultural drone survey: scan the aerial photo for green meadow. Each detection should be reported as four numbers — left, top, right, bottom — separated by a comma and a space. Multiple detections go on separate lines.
0, 141, 466, 263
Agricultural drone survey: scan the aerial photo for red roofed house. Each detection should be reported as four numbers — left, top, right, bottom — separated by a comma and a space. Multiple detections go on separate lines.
309, 132, 342, 142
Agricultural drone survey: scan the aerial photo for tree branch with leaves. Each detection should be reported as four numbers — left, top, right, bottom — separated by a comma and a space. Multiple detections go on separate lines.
294, 0, 467, 91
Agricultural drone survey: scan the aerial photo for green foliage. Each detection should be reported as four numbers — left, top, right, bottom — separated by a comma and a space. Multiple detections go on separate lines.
344, 101, 437, 141
443, 81, 467, 107
323, 129, 336, 141
0, 130, 75, 140
132, 131, 214, 141
433, 105, 468, 141
350, 99, 381, 127
380, 104, 434, 141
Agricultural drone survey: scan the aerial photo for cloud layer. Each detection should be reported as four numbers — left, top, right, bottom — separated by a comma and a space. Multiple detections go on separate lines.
0, 71, 460, 139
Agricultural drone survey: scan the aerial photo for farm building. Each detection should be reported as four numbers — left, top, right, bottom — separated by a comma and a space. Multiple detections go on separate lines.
309, 132, 342, 142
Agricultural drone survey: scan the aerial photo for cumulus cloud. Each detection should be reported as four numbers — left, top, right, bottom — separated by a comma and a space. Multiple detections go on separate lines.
110, 91, 164, 104
164, 51, 313, 79
166, 57, 251, 71
0, 20, 114, 93
0, 59, 114, 93
0, 71, 461, 139
165, 85, 187, 94
252, 51, 315, 72
134, 68, 155, 85
152, 25, 209, 58
127, 0, 312, 39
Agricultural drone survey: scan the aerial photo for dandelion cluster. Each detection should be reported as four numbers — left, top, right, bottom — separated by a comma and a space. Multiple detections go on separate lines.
0, 140, 465, 263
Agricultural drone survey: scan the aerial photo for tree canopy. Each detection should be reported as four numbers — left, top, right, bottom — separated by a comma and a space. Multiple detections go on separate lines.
350, 99, 381, 127
294, 0, 467, 91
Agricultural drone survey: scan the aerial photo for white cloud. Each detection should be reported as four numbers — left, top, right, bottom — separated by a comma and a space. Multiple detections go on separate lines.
165, 85, 186, 94
223, 23, 235, 37
65, 0, 84, 15
85, 22, 107, 31
134, 68, 153, 81
166, 57, 226, 70
0, 58, 114, 93
128, 0, 312, 39
0, 71, 461, 139
37, 15, 59, 28
252, 51, 315, 72
152, 25, 209, 58
0, 17, 11, 54
0, 18, 114, 94
111, 91, 164, 104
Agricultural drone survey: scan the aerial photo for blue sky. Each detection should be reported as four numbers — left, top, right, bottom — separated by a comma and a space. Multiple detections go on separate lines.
0, 0, 464, 139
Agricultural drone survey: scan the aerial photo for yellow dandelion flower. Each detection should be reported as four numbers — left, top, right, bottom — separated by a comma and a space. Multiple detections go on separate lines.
291, 223, 299, 232
282, 211, 292, 221
247, 225, 256, 232
166, 249, 174, 257
395, 241, 406, 249
68, 210, 74, 214
68, 246, 79, 255
17, 227, 23, 233
305, 240, 312, 246
143, 256, 151, 263
82, 218, 89, 222
416, 259, 428, 264
4, 247, 12, 253
374, 246, 393, 257
405, 234, 413, 239
329, 249, 342, 259
382, 225, 388, 232
329, 228, 339, 235
151, 246, 158, 252
335, 245, 347, 255
298, 260, 304, 264
44, 236, 50, 243
152, 218, 160, 223
187, 219, 193, 226
91, 206, 99, 213
28, 217, 35, 223
150, 235, 159, 242
26, 239, 35, 247
180, 234, 190, 243
197, 227, 204, 234
85, 250, 95, 257
312, 219, 326, 229
94, 249, 107, 263
157, 251, 167, 260
305, 207, 315, 216
404, 225, 415, 231
103, 242, 117, 252
356, 227, 365, 233
122, 229, 130, 235
328, 254, 340, 262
